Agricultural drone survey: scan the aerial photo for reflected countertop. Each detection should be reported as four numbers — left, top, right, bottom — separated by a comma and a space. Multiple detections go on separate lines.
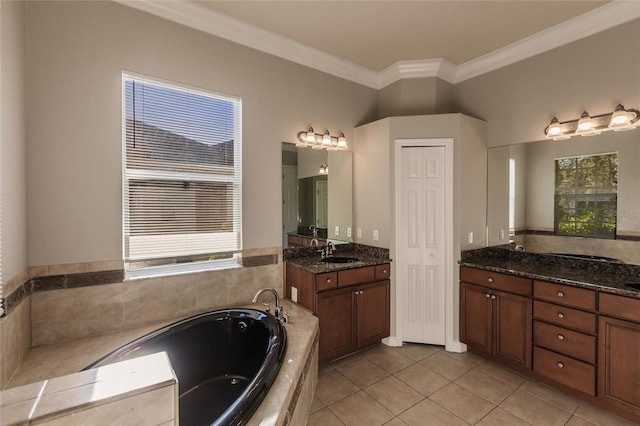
461, 247, 640, 299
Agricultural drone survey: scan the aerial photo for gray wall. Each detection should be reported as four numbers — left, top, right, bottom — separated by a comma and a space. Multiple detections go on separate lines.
25, 0, 378, 267
452, 19, 640, 147
378, 77, 453, 118
1, 0, 28, 286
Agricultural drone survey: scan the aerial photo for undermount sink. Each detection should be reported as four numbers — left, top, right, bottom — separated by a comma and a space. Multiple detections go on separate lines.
547, 253, 624, 263
624, 283, 640, 290
321, 256, 360, 264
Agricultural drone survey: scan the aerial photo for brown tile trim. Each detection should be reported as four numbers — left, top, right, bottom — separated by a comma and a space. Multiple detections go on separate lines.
283, 328, 320, 426
241, 254, 279, 267
4, 282, 29, 315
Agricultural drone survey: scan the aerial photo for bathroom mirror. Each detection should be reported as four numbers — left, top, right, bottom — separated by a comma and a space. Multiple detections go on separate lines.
282, 142, 353, 247
487, 128, 640, 264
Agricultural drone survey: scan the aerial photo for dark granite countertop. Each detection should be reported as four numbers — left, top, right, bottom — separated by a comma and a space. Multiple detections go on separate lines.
283, 243, 390, 274
461, 247, 640, 299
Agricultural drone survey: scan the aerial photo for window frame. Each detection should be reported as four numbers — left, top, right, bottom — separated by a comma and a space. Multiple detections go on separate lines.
122, 72, 242, 277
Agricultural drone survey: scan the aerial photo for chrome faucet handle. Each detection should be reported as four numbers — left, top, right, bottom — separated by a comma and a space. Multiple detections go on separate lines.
262, 302, 271, 313
317, 247, 326, 259
281, 312, 290, 325
274, 305, 283, 319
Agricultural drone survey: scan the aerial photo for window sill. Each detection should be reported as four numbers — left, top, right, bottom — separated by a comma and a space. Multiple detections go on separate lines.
125, 257, 241, 281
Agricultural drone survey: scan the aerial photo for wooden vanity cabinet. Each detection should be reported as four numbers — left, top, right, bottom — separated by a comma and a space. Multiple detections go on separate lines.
598, 293, 640, 418
460, 266, 532, 372
285, 262, 391, 363
533, 281, 597, 396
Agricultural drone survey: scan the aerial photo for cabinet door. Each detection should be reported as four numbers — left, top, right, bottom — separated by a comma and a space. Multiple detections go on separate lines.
356, 280, 390, 348
598, 316, 640, 419
317, 286, 357, 363
460, 283, 492, 355
493, 290, 532, 370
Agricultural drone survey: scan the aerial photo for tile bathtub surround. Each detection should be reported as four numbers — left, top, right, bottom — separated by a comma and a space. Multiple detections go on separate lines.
0, 296, 31, 389
3, 300, 319, 426
308, 344, 637, 426
1, 351, 178, 426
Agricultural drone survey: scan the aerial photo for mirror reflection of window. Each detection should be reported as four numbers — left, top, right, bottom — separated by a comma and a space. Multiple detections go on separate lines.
554, 153, 618, 239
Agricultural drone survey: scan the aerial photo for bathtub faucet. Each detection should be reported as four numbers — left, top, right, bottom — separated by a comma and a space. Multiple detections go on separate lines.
252, 288, 282, 319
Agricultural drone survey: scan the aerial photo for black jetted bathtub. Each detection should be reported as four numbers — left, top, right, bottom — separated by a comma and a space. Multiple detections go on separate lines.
86, 309, 287, 426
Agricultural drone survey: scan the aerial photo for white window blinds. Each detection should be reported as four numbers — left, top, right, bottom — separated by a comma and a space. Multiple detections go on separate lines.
123, 74, 242, 268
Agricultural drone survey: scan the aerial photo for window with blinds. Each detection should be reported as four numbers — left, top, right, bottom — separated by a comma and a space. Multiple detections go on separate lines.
123, 74, 242, 273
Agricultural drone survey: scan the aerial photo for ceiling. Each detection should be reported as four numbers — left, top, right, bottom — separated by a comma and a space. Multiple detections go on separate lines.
119, 1, 640, 88
197, 1, 607, 71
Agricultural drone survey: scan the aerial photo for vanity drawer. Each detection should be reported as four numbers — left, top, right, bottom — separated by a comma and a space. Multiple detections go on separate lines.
533, 281, 596, 311
599, 292, 640, 323
533, 320, 596, 364
534, 346, 595, 396
460, 266, 532, 296
534, 300, 596, 334
338, 266, 375, 288
316, 272, 338, 291
374, 264, 390, 280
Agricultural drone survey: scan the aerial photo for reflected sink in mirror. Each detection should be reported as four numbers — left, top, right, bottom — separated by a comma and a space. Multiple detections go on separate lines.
321, 256, 360, 264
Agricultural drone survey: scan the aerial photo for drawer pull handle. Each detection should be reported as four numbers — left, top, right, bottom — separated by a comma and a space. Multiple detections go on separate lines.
557, 291, 564, 298
557, 362, 564, 368
557, 312, 565, 319
557, 334, 565, 341
485, 293, 491, 298
487, 277, 494, 283
491, 295, 496, 300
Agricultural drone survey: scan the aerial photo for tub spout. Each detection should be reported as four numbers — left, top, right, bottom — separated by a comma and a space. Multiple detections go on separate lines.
252, 288, 282, 318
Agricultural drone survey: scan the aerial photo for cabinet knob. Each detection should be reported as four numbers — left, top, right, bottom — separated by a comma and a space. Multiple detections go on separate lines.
490, 294, 496, 300
557, 334, 565, 341
557, 291, 564, 297
485, 293, 491, 298
383, 269, 388, 274
326, 278, 332, 283
557, 312, 565, 319
487, 277, 494, 283
557, 362, 564, 368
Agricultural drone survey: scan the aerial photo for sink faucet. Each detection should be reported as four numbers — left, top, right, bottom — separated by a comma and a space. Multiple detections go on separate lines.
309, 225, 318, 237
252, 288, 282, 318
327, 242, 335, 256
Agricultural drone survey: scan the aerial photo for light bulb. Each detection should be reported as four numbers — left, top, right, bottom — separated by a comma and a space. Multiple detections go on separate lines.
577, 112, 593, 131
546, 118, 562, 137
337, 132, 347, 148
306, 127, 316, 142
322, 130, 331, 146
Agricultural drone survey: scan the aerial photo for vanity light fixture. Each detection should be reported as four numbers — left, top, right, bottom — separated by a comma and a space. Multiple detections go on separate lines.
296, 127, 348, 150
544, 104, 639, 140
319, 164, 328, 174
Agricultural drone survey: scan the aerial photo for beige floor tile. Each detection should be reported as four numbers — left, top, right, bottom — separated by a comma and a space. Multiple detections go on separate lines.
472, 362, 528, 387
329, 391, 394, 426
337, 358, 390, 388
420, 352, 476, 381
394, 363, 451, 396
310, 396, 325, 413
429, 383, 495, 424
573, 402, 638, 426
383, 418, 409, 426
441, 350, 486, 368
307, 407, 345, 426
519, 380, 580, 413
476, 407, 532, 426
399, 399, 468, 426
364, 376, 425, 415
500, 389, 572, 426
454, 368, 518, 405
566, 416, 596, 426
366, 347, 414, 373
315, 370, 360, 405
391, 343, 443, 362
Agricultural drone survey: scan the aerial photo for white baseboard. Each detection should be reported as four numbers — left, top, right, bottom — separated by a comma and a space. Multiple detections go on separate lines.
445, 340, 467, 353
382, 336, 404, 347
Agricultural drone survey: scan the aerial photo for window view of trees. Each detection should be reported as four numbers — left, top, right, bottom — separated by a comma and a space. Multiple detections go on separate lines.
554, 153, 617, 239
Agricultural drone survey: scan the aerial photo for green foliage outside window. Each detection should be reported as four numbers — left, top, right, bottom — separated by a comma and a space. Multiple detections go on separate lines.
554, 153, 617, 239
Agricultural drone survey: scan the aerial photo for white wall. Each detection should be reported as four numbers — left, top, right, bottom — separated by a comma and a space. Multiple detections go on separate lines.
25, 1, 378, 267
452, 19, 640, 147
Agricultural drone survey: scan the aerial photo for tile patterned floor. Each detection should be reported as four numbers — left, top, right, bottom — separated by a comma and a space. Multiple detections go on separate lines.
307, 344, 637, 426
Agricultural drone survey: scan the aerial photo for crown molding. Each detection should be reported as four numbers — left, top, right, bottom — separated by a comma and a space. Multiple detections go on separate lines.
454, 1, 640, 83
116, 0, 639, 89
